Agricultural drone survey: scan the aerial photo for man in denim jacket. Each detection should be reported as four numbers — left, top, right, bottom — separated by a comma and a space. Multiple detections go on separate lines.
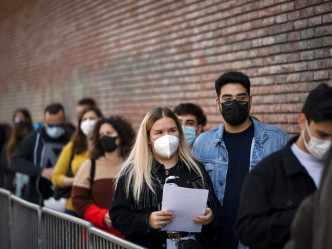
192, 71, 290, 249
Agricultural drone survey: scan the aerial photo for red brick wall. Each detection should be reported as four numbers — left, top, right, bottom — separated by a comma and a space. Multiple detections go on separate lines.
0, 0, 331, 135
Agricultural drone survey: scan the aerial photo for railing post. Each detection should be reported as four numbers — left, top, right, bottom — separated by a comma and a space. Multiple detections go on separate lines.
11, 194, 41, 249
0, 188, 12, 249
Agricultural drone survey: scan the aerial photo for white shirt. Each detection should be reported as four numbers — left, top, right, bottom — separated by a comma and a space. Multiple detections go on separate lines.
291, 143, 324, 188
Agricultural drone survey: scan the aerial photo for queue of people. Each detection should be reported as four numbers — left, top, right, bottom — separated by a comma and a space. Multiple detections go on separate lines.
9, 103, 72, 206
0, 73, 331, 249
0, 108, 33, 196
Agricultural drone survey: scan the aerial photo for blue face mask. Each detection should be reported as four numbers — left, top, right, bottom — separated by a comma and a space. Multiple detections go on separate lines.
182, 126, 197, 147
46, 126, 64, 139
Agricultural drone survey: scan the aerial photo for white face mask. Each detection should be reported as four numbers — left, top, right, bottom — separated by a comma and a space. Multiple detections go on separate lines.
14, 117, 24, 124
303, 120, 332, 160
151, 134, 179, 158
80, 119, 97, 135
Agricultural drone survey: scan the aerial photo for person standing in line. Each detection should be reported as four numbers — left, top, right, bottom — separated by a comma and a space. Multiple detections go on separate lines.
173, 103, 207, 149
51, 106, 103, 215
235, 83, 332, 249
76, 98, 96, 118
284, 146, 332, 249
9, 103, 72, 206
0, 109, 33, 195
110, 107, 222, 249
192, 71, 290, 249
0, 123, 11, 189
72, 116, 135, 236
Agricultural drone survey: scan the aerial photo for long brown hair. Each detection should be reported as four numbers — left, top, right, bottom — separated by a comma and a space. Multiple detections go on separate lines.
6, 109, 33, 161
71, 106, 103, 154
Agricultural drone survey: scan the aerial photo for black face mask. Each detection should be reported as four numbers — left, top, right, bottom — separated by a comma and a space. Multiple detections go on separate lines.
221, 100, 249, 126
100, 135, 118, 152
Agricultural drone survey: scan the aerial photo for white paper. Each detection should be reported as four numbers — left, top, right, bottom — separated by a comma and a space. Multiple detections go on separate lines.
161, 184, 209, 232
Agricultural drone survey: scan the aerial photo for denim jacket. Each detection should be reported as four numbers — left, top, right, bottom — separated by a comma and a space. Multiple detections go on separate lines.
192, 117, 290, 249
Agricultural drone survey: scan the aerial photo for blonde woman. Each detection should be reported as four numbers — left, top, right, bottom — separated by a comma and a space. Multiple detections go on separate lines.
110, 107, 222, 249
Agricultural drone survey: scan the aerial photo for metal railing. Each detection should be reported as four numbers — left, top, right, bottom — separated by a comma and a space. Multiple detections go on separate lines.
0, 188, 147, 249
0, 188, 11, 249
11, 194, 42, 249
42, 207, 93, 249
89, 227, 146, 249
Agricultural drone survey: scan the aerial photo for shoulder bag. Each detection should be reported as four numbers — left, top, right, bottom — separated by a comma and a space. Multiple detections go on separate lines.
53, 152, 74, 200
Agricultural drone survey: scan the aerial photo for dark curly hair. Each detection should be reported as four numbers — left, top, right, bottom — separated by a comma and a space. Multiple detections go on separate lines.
90, 116, 135, 160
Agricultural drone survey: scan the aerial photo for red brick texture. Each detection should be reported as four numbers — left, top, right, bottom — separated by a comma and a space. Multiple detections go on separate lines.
0, 0, 331, 135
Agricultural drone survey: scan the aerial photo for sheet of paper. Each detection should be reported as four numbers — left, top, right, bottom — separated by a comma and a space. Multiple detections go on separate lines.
161, 184, 209, 232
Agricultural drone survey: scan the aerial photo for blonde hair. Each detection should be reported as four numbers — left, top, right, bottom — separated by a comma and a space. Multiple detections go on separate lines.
119, 107, 204, 202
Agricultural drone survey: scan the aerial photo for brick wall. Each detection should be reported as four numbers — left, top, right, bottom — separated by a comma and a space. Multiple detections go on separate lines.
0, 0, 331, 135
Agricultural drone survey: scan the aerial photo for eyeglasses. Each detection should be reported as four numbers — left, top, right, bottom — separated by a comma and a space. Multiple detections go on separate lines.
219, 94, 249, 106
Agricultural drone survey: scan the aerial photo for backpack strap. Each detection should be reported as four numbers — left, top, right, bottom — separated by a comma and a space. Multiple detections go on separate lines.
90, 158, 96, 186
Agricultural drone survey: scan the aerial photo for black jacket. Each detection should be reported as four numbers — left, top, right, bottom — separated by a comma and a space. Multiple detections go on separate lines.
283, 194, 314, 249
9, 128, 71, 205
110, 160, 222, 249
235, 136, 317, 249
0, 144, 16, 192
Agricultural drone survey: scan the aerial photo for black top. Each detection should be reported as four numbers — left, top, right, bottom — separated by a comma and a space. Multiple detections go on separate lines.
0, 144, 16, 192
235, 136, 317, 249
110, 160, 223, 249
9, 128, 71, 205
222, 123, 254, 249
162, 163, 196, 188
284, 194, 315, 249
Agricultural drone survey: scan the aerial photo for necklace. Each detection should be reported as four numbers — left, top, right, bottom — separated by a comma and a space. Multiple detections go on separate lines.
165, 169, 169, 175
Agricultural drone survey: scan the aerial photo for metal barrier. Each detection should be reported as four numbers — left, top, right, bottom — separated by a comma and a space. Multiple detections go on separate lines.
0, 188, 147, 249
11, 194, 42, 249
0, 189, 11, 249
42, 207, 93, 249
89, 227, 147, 249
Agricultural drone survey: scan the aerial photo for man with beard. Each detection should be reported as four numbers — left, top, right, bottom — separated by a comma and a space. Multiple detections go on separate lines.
192, 71, 290, 249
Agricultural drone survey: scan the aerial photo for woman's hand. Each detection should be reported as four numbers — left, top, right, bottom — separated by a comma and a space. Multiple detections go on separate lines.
62, 176, 75, 187
148, 211, 175, 230
103, 213, 112, 228
193, 207, 214, 225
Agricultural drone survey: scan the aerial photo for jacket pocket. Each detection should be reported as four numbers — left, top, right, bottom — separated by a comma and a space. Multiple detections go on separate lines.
270, 195, 303, 210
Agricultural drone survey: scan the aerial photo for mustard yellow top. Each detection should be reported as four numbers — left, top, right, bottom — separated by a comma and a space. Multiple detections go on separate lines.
51, 141, 88, 211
